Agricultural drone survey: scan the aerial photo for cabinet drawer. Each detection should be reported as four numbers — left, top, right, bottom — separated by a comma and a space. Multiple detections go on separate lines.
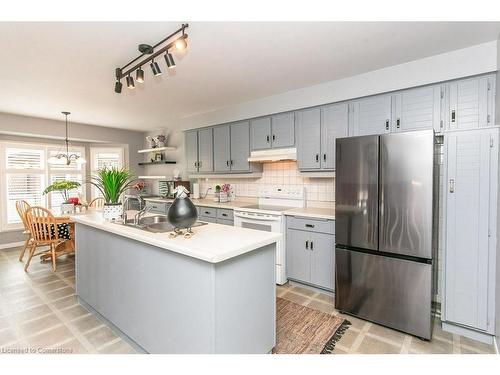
217, 208, 234, 220
287, 216, 335, 234
199, 216, 216, 223
198, 206, 216, 218
216, 218, 234, 226
145, 201, 167, 214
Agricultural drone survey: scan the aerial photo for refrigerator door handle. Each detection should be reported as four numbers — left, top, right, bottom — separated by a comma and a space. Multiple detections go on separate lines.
449, 179, 455, 193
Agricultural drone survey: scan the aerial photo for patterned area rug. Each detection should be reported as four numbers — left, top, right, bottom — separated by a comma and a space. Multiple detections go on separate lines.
275, 297, 350, 354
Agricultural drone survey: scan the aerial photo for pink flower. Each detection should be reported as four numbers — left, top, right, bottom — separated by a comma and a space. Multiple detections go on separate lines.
221, 183, 230, 193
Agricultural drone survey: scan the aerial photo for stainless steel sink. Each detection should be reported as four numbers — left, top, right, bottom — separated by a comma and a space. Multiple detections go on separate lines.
140, 215, 169, 226
116, 215, 207, 233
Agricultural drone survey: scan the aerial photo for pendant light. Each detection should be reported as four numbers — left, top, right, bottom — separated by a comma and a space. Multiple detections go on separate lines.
136, 67, 145, 83
150, 59, 162, 76
48, 112, 86, 166
126, 74, 135, 89
164, 51, 175, 68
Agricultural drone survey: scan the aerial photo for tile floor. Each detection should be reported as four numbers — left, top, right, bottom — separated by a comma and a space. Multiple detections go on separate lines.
0, 245, 497, 354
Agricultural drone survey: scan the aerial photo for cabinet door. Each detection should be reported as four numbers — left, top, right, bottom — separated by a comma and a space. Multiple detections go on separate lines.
197, 128, 213, 172
447, 76, 493, 131
310, 233, 335, 291
213, 125, 231, 172
394, 85, 442, 133
286, 229, 311, 283
271, 112, 295, 148
185, 130, 199, 172
296, 108, 321, 170
352, 94, 392, 136
321, 103, 349, 170
250, 117, 271, 150
230, 121, 251, 172
444, 130, 494, 331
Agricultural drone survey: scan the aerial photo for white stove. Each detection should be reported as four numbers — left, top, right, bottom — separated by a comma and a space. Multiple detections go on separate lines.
234, 186, 305, 285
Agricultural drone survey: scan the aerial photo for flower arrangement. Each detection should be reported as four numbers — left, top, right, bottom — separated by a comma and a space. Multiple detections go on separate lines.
221, 184, 231, 193
132, 181, 146, 192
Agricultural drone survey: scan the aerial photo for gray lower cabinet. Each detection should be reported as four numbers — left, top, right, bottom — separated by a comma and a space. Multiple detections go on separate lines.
197, 206, 234, 226
297, 103, 348, 171
145, 201, 171, 215
185, 128, 214, 173
286, 216, 335, 291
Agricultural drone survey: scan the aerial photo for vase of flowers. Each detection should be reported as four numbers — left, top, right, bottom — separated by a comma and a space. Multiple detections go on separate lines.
88, 167, 136, 221
214, 185, 221, 202
132, 181, 147, 196
43, 180, 81, 214
219, 184, 230, 203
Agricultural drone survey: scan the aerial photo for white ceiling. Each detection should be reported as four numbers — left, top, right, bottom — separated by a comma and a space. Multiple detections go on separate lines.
0, 22, 499, 131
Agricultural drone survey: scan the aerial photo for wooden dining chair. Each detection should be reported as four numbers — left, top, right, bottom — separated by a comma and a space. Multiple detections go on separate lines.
89, 197, 105, 208
15, 200, 32, 262
24, 206, 70, 272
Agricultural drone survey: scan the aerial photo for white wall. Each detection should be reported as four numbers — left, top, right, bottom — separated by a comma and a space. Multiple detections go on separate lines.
180, 41, 498, 131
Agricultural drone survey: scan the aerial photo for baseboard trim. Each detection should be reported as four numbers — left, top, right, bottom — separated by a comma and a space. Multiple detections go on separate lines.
494, 336, 499, 354
0, 241, 24, 250
442, 321, 494, 345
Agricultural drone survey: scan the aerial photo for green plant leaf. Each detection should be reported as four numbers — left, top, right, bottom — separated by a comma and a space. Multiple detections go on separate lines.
86, 166, 136, 204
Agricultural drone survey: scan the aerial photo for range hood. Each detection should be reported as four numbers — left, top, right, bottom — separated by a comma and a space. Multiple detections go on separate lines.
247, 147, 297, 163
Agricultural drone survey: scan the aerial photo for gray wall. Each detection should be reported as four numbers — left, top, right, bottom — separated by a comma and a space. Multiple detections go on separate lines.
0, 112, 146, 247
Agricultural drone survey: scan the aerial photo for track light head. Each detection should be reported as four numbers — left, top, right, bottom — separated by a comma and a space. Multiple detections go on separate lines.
114, 80, 123, 93
150, 60, 162, 76
164, 52, 176, 69
175, 37, 187, 51
126, 75, 135, 89
136, 67, 145, 83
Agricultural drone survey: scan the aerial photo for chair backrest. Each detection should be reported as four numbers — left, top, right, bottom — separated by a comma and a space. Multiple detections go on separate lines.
25, 206, 59, 243
15, 200, 31, 230
89, 197, 105, 208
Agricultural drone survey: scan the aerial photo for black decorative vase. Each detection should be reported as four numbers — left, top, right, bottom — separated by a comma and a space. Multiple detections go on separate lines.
167, 189, 198, 230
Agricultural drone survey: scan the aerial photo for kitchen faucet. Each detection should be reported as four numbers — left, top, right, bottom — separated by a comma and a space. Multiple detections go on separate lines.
122, 195, 146, 225
202, 187, 212, 199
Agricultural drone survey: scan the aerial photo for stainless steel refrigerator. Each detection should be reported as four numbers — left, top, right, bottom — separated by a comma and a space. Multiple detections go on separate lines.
335, 130, 434, 340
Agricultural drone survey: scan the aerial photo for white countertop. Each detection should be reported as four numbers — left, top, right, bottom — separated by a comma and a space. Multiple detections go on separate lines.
72, 212, 281, 264
283, 207, 335, 220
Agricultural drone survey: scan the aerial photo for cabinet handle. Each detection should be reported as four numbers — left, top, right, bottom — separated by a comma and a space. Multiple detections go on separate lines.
226, 160, 229, 167
396, 118, 401, 129
194, 161, 197, 167
266, 135, 270, 143
385, 119, 390, 130
449, 179, 455, 193
305, 240, 309, 250
272, 134, 276, 141
230, 160, 233, 165
222, 213, 227, 217
310, 241, 314, 251
315, 154, 319, 162
204, 211, 210, 215
451, 110, 456, 123
323, 154, 326, 162
305, 224, 315, 228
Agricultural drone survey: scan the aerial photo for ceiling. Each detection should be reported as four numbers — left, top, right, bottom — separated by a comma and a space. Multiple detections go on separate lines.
0, 22, 499, 131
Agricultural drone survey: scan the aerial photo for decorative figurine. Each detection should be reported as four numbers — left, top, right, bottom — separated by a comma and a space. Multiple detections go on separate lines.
167, 186, 198, 239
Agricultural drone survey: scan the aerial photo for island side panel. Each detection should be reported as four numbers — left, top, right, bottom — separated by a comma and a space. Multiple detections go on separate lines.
75, 224, 216, 353
214, 243, 276, 353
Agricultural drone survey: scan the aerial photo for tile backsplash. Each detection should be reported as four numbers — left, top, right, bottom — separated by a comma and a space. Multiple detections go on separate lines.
197, 161, 335, 203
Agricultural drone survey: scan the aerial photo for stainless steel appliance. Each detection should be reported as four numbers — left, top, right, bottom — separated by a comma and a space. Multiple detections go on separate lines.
335, 130, 435, 340
234, 185, 305, 285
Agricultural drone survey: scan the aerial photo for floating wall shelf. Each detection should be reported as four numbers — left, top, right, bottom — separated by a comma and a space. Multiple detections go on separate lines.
138, 161, 177, 166
137, 146, 177, 154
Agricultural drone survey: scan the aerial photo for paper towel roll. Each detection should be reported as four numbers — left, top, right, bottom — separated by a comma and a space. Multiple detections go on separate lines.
192, 183, 200, 199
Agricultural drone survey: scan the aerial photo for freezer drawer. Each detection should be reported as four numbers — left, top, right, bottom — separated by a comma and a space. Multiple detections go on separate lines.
335, 247, 432, 339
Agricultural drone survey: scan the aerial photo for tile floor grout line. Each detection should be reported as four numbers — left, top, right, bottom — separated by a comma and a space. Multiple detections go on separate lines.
1, 249, 98, 354
95, 337, 122, 352
349, 322, 372, 353
400, 335, 412, 354
452, 334, 461, 354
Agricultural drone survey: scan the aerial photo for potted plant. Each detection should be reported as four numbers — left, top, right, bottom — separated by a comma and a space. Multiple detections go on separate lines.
214, 184, 221, 202
43, 180, 81, 214
88, 167, 136, 221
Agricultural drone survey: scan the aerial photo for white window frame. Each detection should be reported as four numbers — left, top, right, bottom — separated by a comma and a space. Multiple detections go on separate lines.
0, 140, 86, 232
89, 146, 125, 200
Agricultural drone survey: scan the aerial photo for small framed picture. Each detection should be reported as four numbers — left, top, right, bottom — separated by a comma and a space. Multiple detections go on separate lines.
154, 153, 164, 162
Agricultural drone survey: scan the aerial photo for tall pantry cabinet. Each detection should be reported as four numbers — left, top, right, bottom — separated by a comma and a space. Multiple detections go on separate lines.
441, 127, 499, 343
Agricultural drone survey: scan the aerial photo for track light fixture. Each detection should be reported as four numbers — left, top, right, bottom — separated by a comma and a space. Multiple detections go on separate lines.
150, 60, 162, 76
136, 67, 144, 83
126, 75, 135, 89
114, 23, 189, 94
164, 51, 175, 68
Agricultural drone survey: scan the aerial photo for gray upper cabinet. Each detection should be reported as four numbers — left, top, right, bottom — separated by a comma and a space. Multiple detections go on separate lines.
351, 94, 392, 136
320, 103, 349, 170
445, 75, 495, 131
297, 103, 348, 171
230, 121, 251, 172
250, 117, 272, 150
394, 85, 443, 133
297, 108, 321, 170
197, 128, 214, 172
213, 125, 231, 172
185, 130, 199, 173
271, 112, 295, 148
443, 128, 498, 334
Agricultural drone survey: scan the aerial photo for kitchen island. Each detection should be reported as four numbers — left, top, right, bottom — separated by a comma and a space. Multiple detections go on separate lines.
73, 213, 280, 354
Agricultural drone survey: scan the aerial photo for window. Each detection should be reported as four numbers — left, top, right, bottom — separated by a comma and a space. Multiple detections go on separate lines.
0, 142, 86, 230
90, 147, 124, 199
